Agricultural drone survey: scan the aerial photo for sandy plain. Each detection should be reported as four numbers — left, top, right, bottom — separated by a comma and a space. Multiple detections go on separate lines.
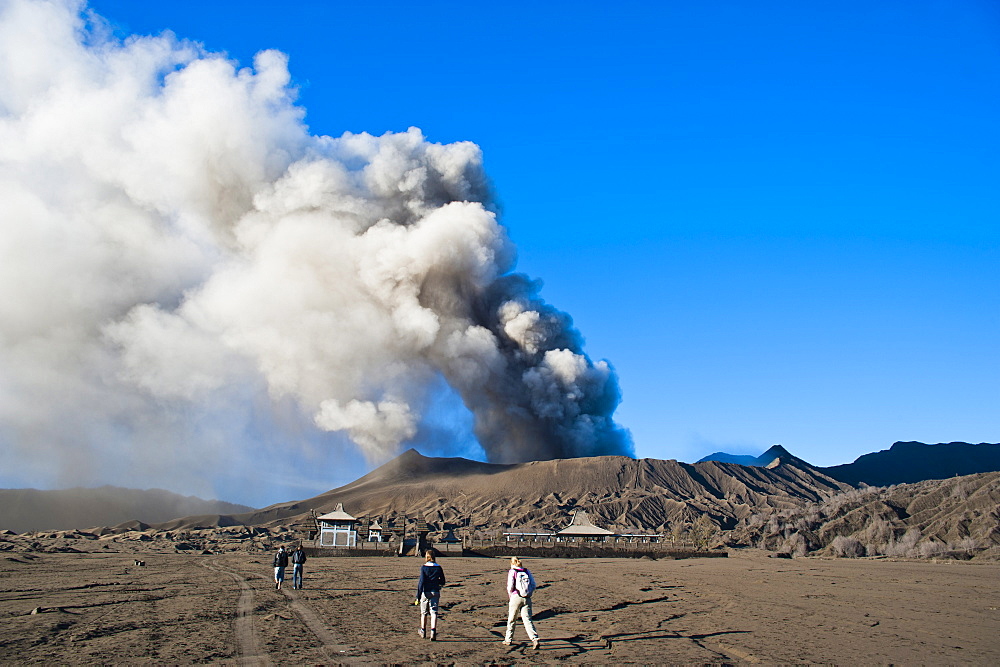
2, 548, 998, 665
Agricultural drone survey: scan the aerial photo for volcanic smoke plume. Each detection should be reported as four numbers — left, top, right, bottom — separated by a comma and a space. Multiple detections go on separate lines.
0, 0, 632, 488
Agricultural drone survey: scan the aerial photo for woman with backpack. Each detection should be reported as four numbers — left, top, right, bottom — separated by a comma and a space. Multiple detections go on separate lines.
504, 556, 539, 649
414, 550, 446, 640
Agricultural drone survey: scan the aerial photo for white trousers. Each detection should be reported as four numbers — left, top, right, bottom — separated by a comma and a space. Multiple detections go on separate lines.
420, 591, 440, 621
505, 594, 538, 642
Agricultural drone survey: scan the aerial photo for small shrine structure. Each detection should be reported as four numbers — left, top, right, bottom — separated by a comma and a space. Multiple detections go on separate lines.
384, 517, 400, 540
439, 528, 461, 544
316, 503, 358, 547
367, 519, 383, 542
435, 528, 463, 554
415, 516, 430, 556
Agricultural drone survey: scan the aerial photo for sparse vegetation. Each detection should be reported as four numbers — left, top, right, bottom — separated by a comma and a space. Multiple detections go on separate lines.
669, 522, 689, 547
829, 535, 864, 558
728, 472, 1000, 560
691, 514, 719, 549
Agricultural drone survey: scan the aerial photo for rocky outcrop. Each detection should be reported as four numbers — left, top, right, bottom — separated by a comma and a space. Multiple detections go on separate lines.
728, 471, 1000, 559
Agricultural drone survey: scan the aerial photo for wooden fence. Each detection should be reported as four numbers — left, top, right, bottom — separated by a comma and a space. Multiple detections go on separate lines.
466, 537, 699, 550
305, 537, 464, 558
305, 536, 725, 559
465, 544, 727, 559
463, 536, 725, 559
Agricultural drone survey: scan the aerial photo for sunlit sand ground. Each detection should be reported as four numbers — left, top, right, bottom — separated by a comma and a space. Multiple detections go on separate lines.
2, 549, 998, 664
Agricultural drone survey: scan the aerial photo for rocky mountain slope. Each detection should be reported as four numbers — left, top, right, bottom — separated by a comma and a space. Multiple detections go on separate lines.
0, 486, 253, 533
7, 450, 998, 562
189, 448, 852, 532
699, 441, 1000, 486
729, 470, 1000, 559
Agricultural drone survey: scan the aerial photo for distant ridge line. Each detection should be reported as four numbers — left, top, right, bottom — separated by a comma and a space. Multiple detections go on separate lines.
8, 442, 999, 534
820, 441, 1000, 487
698, 441, 1000, 487
0, 486, 255, 533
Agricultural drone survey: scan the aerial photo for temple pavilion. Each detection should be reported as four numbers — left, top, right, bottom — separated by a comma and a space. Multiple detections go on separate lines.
316, 503, 358, 547
556, 509, 616, 542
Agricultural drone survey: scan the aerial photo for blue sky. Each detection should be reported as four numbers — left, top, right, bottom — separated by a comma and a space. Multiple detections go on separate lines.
81, 0, 997, 483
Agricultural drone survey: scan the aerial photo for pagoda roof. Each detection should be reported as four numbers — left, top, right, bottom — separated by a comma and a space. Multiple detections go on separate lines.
440, 529, 461, 543
317, 503, 357, 522
556, 509, 615, 536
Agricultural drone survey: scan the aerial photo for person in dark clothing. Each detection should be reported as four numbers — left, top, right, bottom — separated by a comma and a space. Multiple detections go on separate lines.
273, 546, 289, 590
414, 550, 446, 640
291, 545, 307, 589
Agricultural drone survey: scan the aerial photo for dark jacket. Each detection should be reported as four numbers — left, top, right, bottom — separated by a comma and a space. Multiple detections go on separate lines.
415, 562, 446, 599
273, 550, 289, 568
291, 549, 307, 565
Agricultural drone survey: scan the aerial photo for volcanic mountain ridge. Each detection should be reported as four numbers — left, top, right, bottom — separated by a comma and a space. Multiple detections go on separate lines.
213, 448, 851, 532
700, 441, 1000, 487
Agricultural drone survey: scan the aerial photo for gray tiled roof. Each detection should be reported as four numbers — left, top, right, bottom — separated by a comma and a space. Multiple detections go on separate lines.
556, 509, 615, 536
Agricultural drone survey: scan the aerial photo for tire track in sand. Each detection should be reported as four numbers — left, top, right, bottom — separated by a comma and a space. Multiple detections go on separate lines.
206, 560, 359, 664
279, 587, 359, 664
201, 561, 270, 667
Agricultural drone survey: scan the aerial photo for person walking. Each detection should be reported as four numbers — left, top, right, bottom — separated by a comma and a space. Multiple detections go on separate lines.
504, 556, 539, 649
291, 545, 307, 589
273, 546, 289, 590
414, 550, 446, 640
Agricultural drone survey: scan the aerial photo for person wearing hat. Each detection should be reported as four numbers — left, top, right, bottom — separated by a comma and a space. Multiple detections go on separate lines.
272, 546, 289, 590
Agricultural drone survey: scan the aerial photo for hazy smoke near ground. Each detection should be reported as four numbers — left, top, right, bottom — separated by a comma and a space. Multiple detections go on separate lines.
0, 0, 632, 492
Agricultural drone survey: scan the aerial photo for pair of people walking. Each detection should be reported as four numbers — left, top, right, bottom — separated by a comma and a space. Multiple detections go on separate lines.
413, 553, 540, 650
273, 545, 307, 590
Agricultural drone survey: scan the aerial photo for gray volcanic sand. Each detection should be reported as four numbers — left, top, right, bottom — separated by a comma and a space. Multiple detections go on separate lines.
2, 550, 998, 664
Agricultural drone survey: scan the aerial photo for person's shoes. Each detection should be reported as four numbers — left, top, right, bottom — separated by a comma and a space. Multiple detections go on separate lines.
502, 640, 511, 646
275, 583, 279, 590
532, 639, 539, 650
429, 629, 437, 641
418, 629, 425, 639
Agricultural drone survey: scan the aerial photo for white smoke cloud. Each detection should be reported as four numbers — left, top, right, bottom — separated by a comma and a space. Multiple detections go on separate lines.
0, 0, 631, 497
315, 399, 417, 459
